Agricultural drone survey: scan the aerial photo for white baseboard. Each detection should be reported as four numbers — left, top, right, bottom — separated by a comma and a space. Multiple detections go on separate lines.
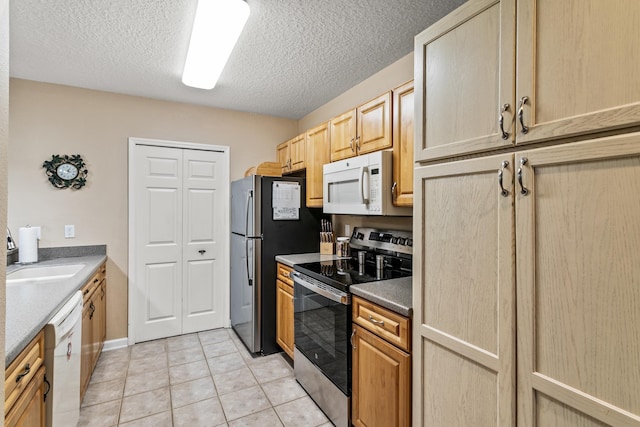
102, 337, 129, 352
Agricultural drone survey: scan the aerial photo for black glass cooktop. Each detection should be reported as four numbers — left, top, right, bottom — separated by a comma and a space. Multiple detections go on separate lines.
293, 255, 412, 293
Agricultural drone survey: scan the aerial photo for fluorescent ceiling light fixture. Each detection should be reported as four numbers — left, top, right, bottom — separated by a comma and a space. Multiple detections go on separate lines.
182, 0, 250, 90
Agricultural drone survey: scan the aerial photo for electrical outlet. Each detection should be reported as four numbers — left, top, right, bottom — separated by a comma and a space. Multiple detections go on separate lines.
344, 224, 351, 237
64, 225, 75, 238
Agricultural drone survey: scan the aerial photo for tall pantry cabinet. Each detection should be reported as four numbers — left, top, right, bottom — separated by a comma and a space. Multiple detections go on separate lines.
412, 0, 640, 426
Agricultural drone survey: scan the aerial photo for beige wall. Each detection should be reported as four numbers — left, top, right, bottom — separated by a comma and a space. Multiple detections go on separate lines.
1, 0, 9, 396
8, 79, 297, 340
298, 53, 413, 132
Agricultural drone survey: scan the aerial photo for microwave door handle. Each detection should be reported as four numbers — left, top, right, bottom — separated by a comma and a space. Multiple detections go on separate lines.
360, 166, 369, 203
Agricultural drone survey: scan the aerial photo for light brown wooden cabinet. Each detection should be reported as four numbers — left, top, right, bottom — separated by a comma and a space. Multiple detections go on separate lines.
414, 0, 640, 162
330, 92, 391, 162
352, 296, 411, 427
5, 331, 46, 427
275, 262, 294, 359
80, 262, 107, 401
305, 121, 331, 208
413, 133, 640, 426
391, 81, 414, 207
277, 133, 306, 174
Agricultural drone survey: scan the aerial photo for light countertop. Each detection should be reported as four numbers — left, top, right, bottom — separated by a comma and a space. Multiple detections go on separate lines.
350, 277, 412, 317
6, 254, 107, 365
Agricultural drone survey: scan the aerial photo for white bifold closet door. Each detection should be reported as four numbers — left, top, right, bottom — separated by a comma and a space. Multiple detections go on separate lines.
133, 144, 226, 343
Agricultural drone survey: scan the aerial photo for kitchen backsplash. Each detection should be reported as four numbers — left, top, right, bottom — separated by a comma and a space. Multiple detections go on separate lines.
332, 214, 412, 238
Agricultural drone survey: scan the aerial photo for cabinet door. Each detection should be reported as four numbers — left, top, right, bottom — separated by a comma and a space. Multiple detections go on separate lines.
289, 133, 306, 172
516, 133, 640, 426
413, 154, 515, 426
352, 325, 410, 427
516, 0, 640, 145
414, 0, 515, 161
357, 91, 391, 156
5, 366, 46, 427
392, 81, 414, 206
330, 109, 357, 161
305, 122, 330, 207
275, 280, 294, 359
276, 141, 290, 173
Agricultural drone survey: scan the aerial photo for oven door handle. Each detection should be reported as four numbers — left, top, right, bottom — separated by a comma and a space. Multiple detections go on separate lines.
293, 272, 350, 305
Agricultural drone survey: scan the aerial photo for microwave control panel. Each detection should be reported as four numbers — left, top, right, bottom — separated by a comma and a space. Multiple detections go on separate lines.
369, 167, 380, 211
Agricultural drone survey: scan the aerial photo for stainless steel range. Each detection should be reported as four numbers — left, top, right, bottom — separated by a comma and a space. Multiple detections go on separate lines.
292, 227, 412, 427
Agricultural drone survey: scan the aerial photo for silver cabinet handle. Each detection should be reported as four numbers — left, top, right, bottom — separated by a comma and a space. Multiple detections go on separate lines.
198, 249, 206, 255
498, 160, 509, 197
369, 315, 385, 326
355, 136, 361, 150
499, 103, 510, 140
518, 96, 529, 134
350, 138, 355, 152
350, 329, 356, 349
517, 157, 529, 196
391, 181, 397, 200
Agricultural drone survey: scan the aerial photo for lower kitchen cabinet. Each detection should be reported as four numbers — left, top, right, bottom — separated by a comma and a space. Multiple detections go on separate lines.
5, 330, 46, 427
80, 262, 107, 400
275, 262, 294, 359
352, 297, 411, 427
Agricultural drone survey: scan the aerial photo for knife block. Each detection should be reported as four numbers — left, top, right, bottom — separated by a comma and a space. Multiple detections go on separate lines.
320, 234, 334, 255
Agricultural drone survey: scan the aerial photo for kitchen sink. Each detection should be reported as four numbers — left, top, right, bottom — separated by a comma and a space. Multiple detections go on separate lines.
6, 264, 86, 284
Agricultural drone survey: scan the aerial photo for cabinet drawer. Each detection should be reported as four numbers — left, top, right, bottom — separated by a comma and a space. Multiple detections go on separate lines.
277, 263, 294, 286
277, 279, 293, 296
5, 330, 45, 415
5, 365, 46, 427
352, 296, 410, 352
82, 265, 104, 305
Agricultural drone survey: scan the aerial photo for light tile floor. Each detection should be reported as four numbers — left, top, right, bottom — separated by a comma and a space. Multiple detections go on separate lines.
79, 328, 332, 427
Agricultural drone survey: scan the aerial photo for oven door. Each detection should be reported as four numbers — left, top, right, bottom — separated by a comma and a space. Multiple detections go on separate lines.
293, 272, 351, 395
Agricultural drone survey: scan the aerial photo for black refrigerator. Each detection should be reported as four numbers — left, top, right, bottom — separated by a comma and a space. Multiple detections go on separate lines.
230, 175, 320, 354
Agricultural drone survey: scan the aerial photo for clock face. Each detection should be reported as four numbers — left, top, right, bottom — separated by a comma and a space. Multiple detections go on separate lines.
56, 163, 79, 180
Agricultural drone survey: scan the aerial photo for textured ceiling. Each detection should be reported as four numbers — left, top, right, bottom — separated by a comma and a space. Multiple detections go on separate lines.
10, 0, 466, 119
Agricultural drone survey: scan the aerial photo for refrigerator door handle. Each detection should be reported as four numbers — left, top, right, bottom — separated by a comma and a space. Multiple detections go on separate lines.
245, 238, 252, 286
245, 189, 253, 286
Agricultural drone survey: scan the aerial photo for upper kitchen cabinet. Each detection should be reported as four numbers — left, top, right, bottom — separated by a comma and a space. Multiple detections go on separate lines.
330, 92, 392, 162
305, 121, 330, 208
415, 0, 640, 163
276, 140, 290, 173
516, 0, 640, 145
392, 81, 414, 207
414, 0, 515, 162
277, 133, 306, 174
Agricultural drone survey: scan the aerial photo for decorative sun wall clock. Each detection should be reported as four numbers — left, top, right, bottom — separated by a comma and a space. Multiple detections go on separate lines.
43, 154, 88, 189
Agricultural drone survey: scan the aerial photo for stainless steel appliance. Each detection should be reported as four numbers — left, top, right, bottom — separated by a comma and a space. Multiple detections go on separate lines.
230, 175, 320, 354
293, 227, 412, 427
323, 150, 411, 216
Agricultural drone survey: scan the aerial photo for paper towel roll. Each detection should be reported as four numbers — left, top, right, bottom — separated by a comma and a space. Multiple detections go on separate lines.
19, 226, 39, 263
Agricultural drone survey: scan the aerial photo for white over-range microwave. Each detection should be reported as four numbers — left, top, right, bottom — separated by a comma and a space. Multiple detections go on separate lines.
323, 150, 411, 216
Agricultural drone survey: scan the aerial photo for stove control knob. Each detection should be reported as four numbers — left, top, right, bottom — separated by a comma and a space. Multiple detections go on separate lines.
405, 238, 413, 247
390, 237, 398, 244
397, 237, 405, 245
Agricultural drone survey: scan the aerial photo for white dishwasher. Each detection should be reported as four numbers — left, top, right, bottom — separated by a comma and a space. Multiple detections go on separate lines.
44, 291, 82, 427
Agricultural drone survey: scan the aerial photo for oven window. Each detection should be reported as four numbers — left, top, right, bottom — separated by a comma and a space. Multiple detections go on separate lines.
294, 282, 351, 395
